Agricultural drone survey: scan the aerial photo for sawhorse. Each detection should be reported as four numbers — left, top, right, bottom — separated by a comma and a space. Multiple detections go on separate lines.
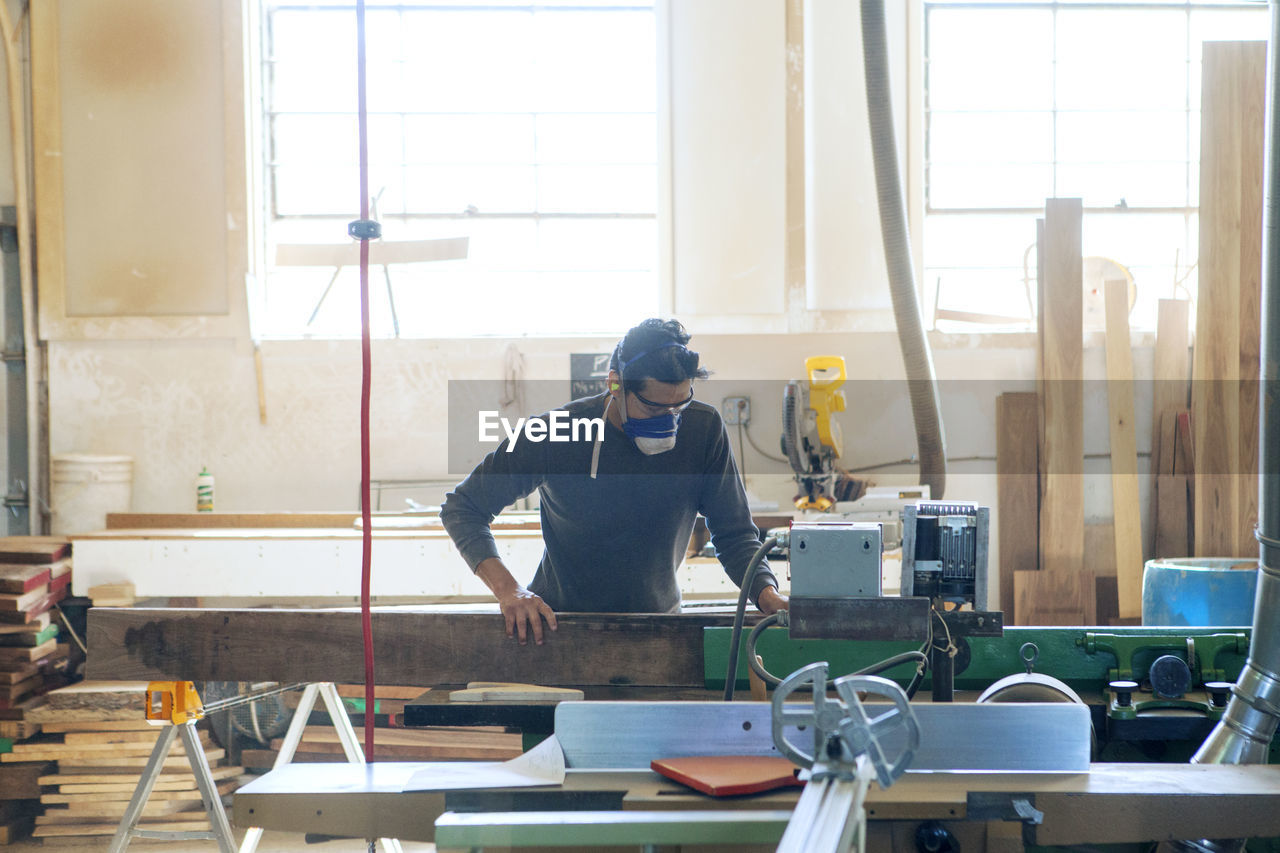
108, 681, 404, 853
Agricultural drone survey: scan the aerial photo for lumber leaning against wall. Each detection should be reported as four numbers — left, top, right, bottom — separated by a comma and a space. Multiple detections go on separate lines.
1193, 40, 1264, 559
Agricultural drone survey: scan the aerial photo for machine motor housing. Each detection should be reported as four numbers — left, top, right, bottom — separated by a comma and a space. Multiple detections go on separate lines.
789, 521, 883, 598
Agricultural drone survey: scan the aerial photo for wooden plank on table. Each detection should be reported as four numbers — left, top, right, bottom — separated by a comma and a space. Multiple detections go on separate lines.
87, 610, 736, 686
1034, 198, 1086, 625
996, 392, 1038, 625
1194, 41, 1265, 559
1103, 279, 1144, 619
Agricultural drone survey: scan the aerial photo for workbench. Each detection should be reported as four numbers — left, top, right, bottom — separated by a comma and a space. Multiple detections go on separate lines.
232, 761, 1280, 848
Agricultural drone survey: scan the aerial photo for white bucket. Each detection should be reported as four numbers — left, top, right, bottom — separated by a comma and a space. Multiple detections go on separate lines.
50, 453, 134, 534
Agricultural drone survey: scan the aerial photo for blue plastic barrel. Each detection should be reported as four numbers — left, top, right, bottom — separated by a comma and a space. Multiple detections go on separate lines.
1142, 558, 1259, 626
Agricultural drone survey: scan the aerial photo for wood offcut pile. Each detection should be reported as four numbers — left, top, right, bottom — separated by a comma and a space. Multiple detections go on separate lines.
0, 536, 74, 843
3, 682, 246, 842
238, 684, 521, 769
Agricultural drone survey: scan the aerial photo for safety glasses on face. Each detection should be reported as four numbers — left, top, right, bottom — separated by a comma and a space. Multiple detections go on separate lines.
630, 387, 695, 416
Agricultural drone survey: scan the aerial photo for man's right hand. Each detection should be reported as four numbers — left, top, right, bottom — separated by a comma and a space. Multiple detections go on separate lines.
475, 557, 558, 645
496, 586, 558, 645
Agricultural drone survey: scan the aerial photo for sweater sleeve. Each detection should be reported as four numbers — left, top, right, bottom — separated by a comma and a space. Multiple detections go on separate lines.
697, 415, 779, 607
440, 431, 547, 573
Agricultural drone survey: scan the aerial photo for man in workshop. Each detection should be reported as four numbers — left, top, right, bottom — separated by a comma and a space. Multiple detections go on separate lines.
441, 318, 787, 644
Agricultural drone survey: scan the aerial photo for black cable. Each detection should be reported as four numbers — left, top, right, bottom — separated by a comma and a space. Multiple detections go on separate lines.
723, 536, 777, 702
743, 422, 789, 464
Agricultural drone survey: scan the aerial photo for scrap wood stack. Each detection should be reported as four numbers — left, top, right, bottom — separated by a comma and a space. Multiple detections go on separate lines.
2, 681, 246, 842
0, 536, 74, 721
0, 718, 49, 844
239, 684, 520, 769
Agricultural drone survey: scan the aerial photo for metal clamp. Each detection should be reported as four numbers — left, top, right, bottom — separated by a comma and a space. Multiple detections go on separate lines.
771, 661, 920, 789
348, 219, 382, 241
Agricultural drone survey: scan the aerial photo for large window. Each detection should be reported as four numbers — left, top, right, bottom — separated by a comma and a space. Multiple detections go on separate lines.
924, 0, 1268, 331
259, 1, 659, 339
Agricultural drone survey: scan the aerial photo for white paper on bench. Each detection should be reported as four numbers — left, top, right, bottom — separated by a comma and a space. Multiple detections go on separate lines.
401, 734, 566, 792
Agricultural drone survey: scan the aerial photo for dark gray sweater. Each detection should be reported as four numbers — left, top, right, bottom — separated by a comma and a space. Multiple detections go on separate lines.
440, 393, 778, 613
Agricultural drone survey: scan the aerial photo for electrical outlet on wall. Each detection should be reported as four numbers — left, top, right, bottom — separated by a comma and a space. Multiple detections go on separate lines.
722, 396, 750, 425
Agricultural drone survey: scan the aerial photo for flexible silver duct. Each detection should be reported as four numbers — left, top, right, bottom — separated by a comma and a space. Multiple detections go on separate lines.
859, 0, 947, 499
1165, 4, 1280, 852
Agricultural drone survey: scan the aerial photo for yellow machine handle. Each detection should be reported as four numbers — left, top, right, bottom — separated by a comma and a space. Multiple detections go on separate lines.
145, 681, 205, 726
804, 355, 847, 458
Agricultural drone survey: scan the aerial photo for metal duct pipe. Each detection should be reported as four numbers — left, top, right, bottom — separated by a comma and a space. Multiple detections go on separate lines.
859, 0, 947, 499
1191, 0, 1280, 773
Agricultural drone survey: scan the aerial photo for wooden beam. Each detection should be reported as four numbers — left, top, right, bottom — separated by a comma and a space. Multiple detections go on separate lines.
85, 609, 750, 687
1151, 299, 1191, 558
1103, 279, 1143, 619
1193, 41, 1265, 558
996, 392, 1038, 625
1034, 198, 1086, 625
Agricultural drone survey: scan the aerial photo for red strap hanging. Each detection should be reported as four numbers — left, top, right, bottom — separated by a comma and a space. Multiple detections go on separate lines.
353, 0, 376, 765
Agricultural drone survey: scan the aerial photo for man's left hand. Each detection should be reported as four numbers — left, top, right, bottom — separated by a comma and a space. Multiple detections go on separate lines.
757, 586, 788, 615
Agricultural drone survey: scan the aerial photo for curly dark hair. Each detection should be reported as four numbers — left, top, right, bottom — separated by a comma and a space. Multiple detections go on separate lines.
610, 318, 710, 394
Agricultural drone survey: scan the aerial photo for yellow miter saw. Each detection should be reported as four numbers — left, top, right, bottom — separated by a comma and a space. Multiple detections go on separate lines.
782, 355, 847, 511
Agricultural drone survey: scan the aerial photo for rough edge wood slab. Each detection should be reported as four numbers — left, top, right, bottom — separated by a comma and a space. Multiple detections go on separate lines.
87, 609, 746, 686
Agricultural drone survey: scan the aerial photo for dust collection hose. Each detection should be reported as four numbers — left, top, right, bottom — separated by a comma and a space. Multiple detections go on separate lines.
1167, 4, 1280, 852
860, 0, 947, 498
723, 537, 777, 702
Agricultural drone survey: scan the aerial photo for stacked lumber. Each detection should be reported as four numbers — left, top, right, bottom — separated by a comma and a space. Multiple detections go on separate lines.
0, 536, 74, 726
241, 684, 520, 769
12, 682, 245, 841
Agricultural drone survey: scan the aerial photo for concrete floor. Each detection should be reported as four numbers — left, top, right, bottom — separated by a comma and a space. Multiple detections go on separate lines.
11, 831, 435, 851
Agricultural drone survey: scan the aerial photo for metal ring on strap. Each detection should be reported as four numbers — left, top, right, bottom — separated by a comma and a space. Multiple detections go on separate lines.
1255, 526, 1280, 550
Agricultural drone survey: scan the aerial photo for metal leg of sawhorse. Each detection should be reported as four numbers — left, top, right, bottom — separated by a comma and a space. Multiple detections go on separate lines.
108, 719, 237, 853
239, 682, 404, 853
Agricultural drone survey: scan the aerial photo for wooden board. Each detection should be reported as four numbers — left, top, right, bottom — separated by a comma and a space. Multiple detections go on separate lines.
651, 755, 803, 797
39, 718, 156, 733
43, 680, 148, 710
0, 638, 56, 663
1034, 198, 1086, 624
1193, 41, 1265, 559
86, 610, 746, 686
449, 682, 585, 703
995, 392, 1038, 625
0, 537, 70, 564
0, 760, 55, 799
0, 611, 50, 635
1151, 299, 1191, 555
1103, 279, 1144, 618
0, 586, 66, 623
0, 565, 51, 595
52, 748, 225, 770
